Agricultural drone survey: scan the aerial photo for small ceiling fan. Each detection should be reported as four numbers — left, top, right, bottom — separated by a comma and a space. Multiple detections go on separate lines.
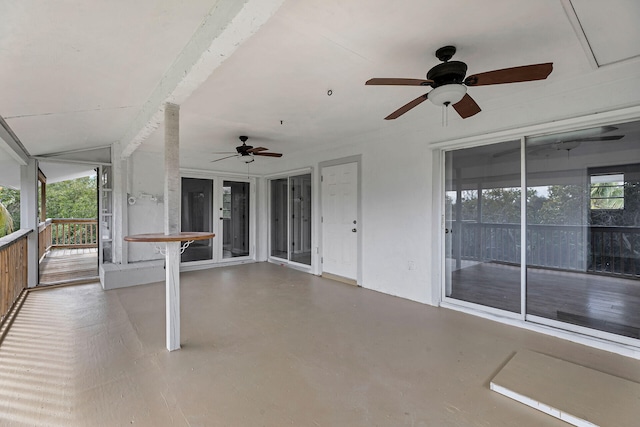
211, 136, 283, 163
366, 45, 553, 120
492, 126, 624, 158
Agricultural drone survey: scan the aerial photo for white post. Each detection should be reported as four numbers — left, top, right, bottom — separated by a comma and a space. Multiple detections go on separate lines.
164, 103, 181, 351
20, 159, 38, 288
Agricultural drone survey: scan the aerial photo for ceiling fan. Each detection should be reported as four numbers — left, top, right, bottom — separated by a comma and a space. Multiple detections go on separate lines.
366, 45, 553, 120
492, 126, 624, 158
211, 136, 283, 163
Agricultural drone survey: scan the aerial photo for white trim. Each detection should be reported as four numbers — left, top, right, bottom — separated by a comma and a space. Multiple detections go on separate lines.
490, 382, 597, 427
181, 258, 255, 272
441, 301, 640, 360
519, 136, 526, 320
33, 156, 112, 166
264, 166, 313, 180
430, 105, 640, 150
0, 116, 29, 165
441, 298, 523, 321
36, 144, 112, 157
267, 257, 313, 273
526, 314, 640, 348
180, 167, 260, 179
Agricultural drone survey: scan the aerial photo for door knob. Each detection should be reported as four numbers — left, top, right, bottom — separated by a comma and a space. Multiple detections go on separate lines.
352, 228, 357, 232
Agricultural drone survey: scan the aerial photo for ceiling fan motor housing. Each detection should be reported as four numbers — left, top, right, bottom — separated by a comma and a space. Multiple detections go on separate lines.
426, 61, 468, 88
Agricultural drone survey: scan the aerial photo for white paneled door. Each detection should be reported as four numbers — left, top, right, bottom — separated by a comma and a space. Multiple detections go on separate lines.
322, 162, 358, 281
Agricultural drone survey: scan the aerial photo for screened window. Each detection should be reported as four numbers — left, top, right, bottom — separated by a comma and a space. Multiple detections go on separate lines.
590, 173, 624, 210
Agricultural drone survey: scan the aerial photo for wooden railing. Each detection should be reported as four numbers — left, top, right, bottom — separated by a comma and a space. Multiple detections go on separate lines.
49, 219, 98, 249
453, 222, 640, 278
38, 219, 52, 261
0, 229, 31, 323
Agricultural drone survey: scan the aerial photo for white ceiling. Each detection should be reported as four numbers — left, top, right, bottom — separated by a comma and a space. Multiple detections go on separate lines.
1, 0, 639, 185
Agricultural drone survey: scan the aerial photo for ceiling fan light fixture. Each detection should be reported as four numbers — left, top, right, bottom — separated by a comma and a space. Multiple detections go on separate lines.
428, 84, 467, 106
237, 155, 254, 163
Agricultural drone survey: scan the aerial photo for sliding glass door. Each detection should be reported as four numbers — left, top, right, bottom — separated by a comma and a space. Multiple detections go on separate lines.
444, 140, 522, 314
181, 178, 214, 262
222, 181, 250, 258
525, 123, 640, 339
181, 177, 253, 263
444, 120, 640, 341
269, 173, 312, 266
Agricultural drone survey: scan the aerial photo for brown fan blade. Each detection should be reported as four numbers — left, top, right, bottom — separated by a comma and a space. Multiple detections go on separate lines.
452, 93, 481, 119
254, 152, 282, 158
384, 94, 428, 120
465, 63, 553, 86
366, 78, 433, 86
211, 154, 238, 163
247, 147, 267, 153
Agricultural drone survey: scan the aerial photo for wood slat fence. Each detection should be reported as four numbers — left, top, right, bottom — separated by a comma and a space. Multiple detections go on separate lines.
453, 222, 640, 278
0, 230, 31, 323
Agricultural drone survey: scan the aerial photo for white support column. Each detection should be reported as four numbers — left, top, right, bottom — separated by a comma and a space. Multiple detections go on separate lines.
164, 103, 181, 351
20, 159, 38, 288
111, 142, 128, 265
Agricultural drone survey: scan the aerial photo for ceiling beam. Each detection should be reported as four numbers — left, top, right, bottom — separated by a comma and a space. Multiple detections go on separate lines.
0, 115, 29, 165
119, 0, 285, 159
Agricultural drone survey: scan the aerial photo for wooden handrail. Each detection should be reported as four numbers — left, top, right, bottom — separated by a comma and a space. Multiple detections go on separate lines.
48, 218, 98, 249
51, 218, 97, 224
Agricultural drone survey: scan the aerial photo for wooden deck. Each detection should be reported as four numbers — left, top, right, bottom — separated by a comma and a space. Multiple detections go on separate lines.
38, 247, 99, 286
449, 262, 640, 338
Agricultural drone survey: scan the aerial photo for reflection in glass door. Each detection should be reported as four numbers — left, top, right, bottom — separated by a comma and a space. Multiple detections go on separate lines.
270, 178, 288, 259
222, 181, 250, 258
525, 123, 640, 339
181, 178, 213, 262
270, 173, 312, 266
444, 120, 640, 342
444, 140, 522, 313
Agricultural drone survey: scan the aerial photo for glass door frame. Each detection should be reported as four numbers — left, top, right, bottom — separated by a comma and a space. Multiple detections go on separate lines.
437, 106, 640, 352
266, 168, 314, 271
180, 171, 256, 267
440, 138, 526, 322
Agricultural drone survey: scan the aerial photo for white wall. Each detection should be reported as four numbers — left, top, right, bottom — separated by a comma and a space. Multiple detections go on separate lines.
122, 63, 640, 305
127, 151, 165, 262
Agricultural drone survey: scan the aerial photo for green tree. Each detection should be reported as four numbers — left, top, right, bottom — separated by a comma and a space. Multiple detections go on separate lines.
481, 187, 521, 224
0, 186, 20, 231
0, 201, 14, 237
46, 177, 97, 219
534, 185, 586, 225
590, 181, 624, 210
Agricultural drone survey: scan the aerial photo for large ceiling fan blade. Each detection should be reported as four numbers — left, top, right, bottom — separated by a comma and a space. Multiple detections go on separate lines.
384, 94, 428, 120
248, 147, 267, 153
366, 78, 433, 86
452, 93, 481, 118
568, 135, 624, 143
254, 152, 282, 158
527, 126, 619, 147
465, 63, 553, 86
492, 146, 521, 158
211, 154, 238, 163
